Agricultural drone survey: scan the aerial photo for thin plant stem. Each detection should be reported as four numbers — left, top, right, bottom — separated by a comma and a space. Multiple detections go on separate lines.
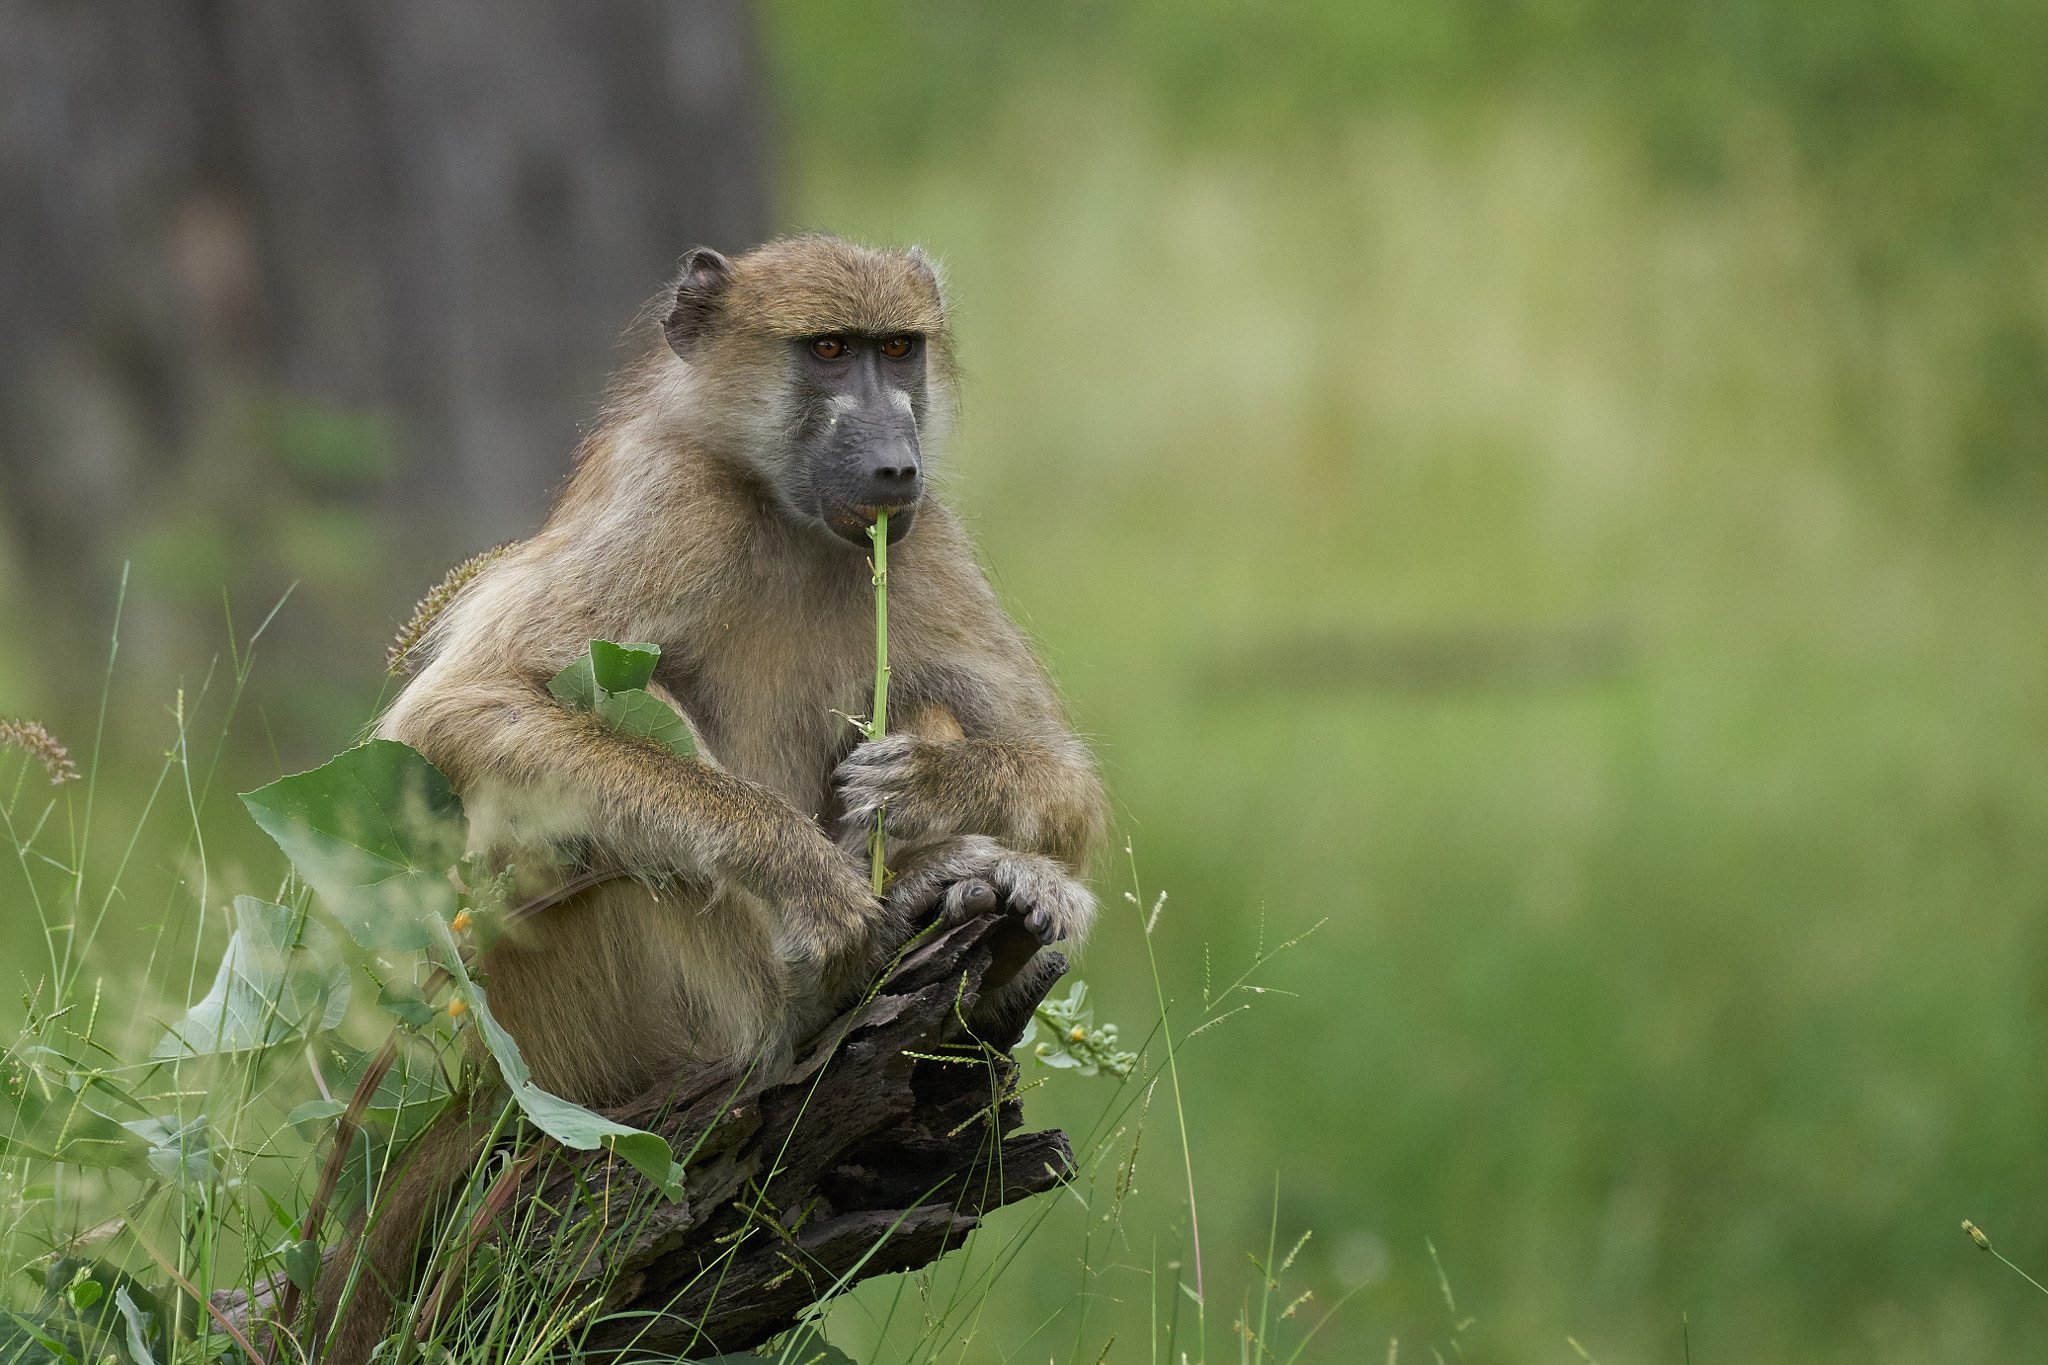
126, 1218, 264, 1362
1964, 1219, 2048, 1297
1255, 1174, 1279, 1355
1992, 1248, 2048, 1296
1128, 841, 1205, 1354
868, 510, 891, 895
70, 562, 127, 928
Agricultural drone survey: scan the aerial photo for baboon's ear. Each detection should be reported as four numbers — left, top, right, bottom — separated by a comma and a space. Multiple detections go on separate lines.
906, 244, 944, 296
664, 247, 736, 358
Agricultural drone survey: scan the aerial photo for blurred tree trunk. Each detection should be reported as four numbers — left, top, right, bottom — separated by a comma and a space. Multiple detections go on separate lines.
0, 0, 768, 742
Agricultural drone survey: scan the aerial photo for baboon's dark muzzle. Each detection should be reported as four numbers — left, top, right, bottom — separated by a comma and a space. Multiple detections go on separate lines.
817, 411, 923, 545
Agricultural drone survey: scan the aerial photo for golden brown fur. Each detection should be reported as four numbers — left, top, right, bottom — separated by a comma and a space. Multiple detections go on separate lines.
316, 235, 1107, 1362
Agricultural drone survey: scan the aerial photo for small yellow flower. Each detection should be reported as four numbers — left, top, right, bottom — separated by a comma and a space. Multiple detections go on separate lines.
1069, 1026, 1087, 1043
452, 910, 473, 933
447, 998, 468, 1018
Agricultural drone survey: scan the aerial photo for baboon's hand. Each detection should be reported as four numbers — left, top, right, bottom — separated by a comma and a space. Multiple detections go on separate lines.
725, 820, 882, 963
834, 734, 961, 853
885, 835, 1095, 946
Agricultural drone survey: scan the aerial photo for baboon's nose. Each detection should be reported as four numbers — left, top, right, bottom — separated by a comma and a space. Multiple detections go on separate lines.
861, 437, 922, 506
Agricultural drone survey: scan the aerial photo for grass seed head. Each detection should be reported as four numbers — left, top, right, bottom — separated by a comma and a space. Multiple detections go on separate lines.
388, 543, 513, 674
0, 718, 80, 784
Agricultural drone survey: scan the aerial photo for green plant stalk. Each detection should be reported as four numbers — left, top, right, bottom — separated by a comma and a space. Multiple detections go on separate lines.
868, 511, 891, 896
1993, 1247, 2048, 1296
1128, 842, 1205, 1355
1966, 1220, 2048, 1297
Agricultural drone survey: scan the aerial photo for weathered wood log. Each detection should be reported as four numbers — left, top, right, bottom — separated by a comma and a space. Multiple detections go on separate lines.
502, 909, 1073, 1359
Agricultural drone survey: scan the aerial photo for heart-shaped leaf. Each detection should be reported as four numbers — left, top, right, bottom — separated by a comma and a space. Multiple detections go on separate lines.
280, 1239, 322, 1293
600, 688, 699, 757
545, 654, 598, 711
549, 642, 697, 759
588, 639, 661, 692
315, 1041, 450, 1126
241, 741, 467, 950
285, 1099, 347, 1138
120, 1113, 213, 1189
152, 897, 350, 1058
374, 979, 436, 1028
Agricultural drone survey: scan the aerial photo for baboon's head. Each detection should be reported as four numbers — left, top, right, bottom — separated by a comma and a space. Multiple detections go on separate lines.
664, 235, 955, 547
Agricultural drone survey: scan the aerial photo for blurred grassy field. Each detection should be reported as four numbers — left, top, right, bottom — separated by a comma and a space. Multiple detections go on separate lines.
9, 3, 2048, 1360
772, 61, 2048, 1363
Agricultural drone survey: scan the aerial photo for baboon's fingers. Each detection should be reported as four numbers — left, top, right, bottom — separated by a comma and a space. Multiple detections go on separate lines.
941, 878, 998, 923
987, 852, 1095, 946
894, 836, 1092, 945
1021, 904, 1060, 945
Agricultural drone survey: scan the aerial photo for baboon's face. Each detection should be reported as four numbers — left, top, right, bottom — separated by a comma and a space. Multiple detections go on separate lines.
787, 330, 928, 546
663, 239, 951, 550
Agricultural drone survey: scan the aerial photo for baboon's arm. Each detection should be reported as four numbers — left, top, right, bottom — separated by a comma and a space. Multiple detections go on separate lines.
381, 666, 878, 959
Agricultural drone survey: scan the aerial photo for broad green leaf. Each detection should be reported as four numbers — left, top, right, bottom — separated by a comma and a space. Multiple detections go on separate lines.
431, 920, 684, 1201
549, 641, 696, 759
600, 688, 698, 758
152, 897, 350, 1058
315, 1042, 450, 1127
280, 1240, 322, 1294
119, 1114, 213, 1188
80, 1072, 149, 1117
545, 652, 598, 711
759, 1327, 859, 1365
588, 639, 661, 692
285, 1099, 346, 1135
240, 740, 467, 950
35, 1262, 174, 1365
113, 1286, 158, 1365
374, 979, 436, 1028
5, 1309, 81, 1365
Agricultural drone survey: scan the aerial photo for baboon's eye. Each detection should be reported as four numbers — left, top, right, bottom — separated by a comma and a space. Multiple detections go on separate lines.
811, 336, 847, 359
880, 335, 916, 360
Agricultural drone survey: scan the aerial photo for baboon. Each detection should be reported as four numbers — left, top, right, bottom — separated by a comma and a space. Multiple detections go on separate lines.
315, 235, 1108, 1362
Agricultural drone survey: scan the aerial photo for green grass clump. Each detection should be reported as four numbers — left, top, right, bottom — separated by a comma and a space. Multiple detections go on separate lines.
3, 587, 1354, 1363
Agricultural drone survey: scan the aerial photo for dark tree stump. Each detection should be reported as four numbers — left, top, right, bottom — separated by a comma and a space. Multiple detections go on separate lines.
524, 911, 1075, 1360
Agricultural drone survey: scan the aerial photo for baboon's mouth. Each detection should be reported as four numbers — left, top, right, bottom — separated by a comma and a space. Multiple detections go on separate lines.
824, 502, 917, 547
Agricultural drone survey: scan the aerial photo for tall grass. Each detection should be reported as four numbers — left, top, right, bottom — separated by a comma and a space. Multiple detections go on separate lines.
4, 594, 1358, 1363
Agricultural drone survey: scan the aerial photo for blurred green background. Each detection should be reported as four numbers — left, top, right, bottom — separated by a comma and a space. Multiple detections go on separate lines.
9, 0, 2048, 1359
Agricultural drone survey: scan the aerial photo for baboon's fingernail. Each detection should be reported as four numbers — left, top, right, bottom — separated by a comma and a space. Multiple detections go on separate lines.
960, 880, 997, 913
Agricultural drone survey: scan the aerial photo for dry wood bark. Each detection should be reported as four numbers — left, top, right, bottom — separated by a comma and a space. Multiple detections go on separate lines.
551, 910, 1075, 1358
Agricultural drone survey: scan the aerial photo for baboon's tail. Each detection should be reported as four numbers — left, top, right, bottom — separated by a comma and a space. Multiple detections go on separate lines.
310, 1093, 500, 1365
